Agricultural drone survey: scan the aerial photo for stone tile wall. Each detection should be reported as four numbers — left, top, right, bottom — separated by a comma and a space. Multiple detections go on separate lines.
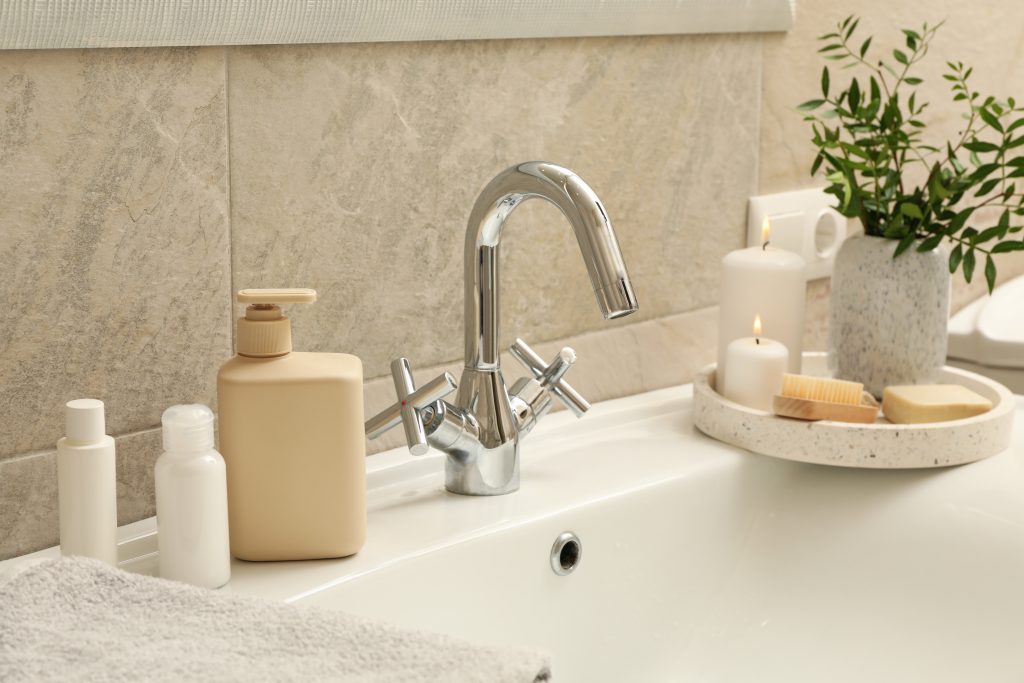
0, 34, 761, 559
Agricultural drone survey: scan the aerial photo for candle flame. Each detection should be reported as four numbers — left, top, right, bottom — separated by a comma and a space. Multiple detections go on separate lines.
761, 216, 771, 244
753, 314, 762, 338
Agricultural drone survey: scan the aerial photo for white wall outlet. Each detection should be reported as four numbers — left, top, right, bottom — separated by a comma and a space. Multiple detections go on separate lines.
747, 188, 849, 280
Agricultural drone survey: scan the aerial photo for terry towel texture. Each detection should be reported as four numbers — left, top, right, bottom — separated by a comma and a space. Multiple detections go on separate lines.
0, 558, 551, 682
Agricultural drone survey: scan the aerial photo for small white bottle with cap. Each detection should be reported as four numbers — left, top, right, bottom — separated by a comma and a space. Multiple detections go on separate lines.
155, 404, 230, 588
57, 398, 118, 565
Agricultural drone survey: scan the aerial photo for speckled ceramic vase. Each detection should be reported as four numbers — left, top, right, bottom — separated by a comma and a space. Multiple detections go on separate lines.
828, 233, 950, 397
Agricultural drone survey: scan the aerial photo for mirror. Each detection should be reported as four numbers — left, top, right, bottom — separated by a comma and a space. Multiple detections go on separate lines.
0, 0, 793, 50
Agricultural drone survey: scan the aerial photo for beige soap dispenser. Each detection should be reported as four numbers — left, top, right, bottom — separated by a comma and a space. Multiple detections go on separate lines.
217, 288, 365, 561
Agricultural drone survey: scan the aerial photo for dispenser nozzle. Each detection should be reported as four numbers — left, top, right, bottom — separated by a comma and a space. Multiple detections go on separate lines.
235, 288, 317, 358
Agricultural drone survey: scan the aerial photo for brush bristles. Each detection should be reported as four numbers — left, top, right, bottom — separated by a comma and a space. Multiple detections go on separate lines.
781, 374, 863, 406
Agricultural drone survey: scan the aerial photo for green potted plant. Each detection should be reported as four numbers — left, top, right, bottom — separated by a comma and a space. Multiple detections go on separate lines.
801, 16, 1024, 395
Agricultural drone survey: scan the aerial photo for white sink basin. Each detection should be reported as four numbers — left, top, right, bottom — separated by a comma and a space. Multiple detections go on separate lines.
11, 385, 1024, 681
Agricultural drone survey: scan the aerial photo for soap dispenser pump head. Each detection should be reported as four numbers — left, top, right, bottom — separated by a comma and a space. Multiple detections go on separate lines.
235, 288, 317, 358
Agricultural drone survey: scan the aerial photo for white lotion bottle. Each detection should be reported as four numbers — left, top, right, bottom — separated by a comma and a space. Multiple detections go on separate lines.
57, 399, 118, 565
156, 404, 230, 588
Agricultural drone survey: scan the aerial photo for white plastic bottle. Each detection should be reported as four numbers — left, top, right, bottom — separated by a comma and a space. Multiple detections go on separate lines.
156, 404, 230, 588
57, 398, 118, 565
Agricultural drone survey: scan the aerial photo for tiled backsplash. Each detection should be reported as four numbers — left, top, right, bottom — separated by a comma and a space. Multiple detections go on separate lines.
226, 35, 760, 378
0, 34, 760, 559
4, 0, 1024, 560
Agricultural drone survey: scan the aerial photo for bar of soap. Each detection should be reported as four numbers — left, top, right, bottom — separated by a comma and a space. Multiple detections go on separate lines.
882, 385, 992, 424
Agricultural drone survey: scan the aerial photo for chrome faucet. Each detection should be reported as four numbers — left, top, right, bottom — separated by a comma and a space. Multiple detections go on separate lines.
365, 162, 638, 495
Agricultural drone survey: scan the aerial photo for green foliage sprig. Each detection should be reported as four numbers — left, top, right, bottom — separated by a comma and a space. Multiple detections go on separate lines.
800, 15, 1024, 291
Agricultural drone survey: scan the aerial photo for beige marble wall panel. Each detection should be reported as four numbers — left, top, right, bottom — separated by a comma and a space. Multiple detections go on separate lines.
0, 48, 232, 458
761, 2, 1024, 309
228, 34, 761, 380
0, 428, 161, 560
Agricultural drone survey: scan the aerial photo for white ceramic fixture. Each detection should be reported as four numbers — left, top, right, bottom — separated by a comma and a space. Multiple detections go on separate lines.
7, 385, 1024, 682
949, 274, 1024, 393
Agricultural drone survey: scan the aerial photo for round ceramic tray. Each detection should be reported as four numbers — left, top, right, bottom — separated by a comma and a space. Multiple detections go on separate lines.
692, 352, 1016, 468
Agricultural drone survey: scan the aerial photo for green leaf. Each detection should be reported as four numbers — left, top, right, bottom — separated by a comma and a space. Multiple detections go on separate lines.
900, 203, 923, 219
819, 44, 843, 53
979, 107, 1004, 133
977, 226, 1005, 243
985, 254, 997, 292
845, 17, 860, 40
977, 178, 1002, 197
998, 208, 1010, 237
917, 234, 944, 252
971, 162, 1001, 180
810, 152, 825, 175
991, 240, 1024, 253
949, 244, 964, 273
905, 76, 923, 85
963, 248, 977, 282
893, 49, 909, 65
860, 37, 872, 58
839, 142, 869, 159
963, 140, 999, 153
894, 232, 917, 257
947, 209, 974, 235
1007, 117, 1024, 133
928, 167, 950, 200
821, 66, 830, 97
883, 217, 907, 239
848, 79, 861, 111
797, 99, 826, 111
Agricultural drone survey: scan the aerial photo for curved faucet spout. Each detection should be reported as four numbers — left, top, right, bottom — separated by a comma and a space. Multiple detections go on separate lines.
367, 161, 640, 496
463, 161, 639, 370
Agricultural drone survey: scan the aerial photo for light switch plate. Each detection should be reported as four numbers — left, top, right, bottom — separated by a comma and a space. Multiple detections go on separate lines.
747, 187, 849, 280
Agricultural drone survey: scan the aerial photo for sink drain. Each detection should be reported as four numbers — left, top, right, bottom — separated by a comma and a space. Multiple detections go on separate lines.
550, 531, 582, 576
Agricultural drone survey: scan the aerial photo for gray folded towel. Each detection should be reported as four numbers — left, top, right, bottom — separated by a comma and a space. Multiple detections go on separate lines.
0, 557, 551, 682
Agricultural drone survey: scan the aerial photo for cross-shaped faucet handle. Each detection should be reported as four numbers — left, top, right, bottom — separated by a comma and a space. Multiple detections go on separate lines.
509, 338, 590, 417
364, 359, 458, 456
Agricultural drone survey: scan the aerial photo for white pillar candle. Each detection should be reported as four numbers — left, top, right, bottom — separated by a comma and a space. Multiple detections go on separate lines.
720, 317, 789, 411
717, 219, 805, 388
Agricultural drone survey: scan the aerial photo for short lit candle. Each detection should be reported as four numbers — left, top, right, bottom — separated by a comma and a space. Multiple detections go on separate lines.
721, 315, 789, 411
717, 217, 805, 389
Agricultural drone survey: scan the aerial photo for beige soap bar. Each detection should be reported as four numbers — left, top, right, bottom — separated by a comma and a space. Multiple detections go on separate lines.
882, 385, 992, 424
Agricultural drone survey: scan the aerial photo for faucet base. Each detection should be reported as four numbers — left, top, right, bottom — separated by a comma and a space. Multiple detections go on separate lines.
444, 451, 520, 496
438, 367, 520, 495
